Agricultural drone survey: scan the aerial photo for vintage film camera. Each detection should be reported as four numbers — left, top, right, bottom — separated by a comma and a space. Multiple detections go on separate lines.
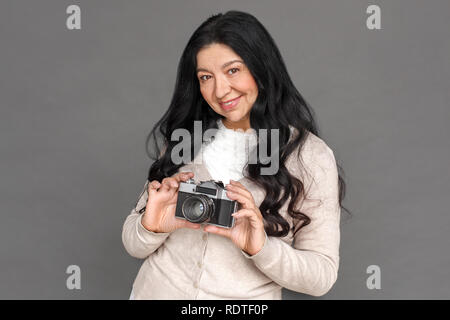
175, 179, 238, 228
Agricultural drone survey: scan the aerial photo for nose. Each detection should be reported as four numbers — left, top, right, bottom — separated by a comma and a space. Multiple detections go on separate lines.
214, 74, 231, 101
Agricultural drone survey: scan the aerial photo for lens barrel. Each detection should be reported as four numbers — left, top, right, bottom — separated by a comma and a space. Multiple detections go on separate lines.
181, 195, 215, 223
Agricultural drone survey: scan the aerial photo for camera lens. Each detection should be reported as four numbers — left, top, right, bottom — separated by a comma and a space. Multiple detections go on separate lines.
181, 195, 215, 223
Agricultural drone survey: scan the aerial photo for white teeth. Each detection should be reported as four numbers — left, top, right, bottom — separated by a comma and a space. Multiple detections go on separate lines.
221, 96, 240, 107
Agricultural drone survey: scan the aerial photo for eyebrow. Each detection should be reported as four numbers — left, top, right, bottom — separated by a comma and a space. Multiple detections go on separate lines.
196, 59, 244, 73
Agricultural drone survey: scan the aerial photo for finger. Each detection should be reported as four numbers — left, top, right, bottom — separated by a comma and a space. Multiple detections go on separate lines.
159, 181, 171, 192
226, 189, 254, 210
203, 225, 232, 239
149, 180, 161, 188
148, 180, 161, 196
173, 216, 201, 230
162, 177, 178, 188
228, 180, 254, 199
232, 209, 263, 228
176, 171, 194, 182
162, 172, 194, 188
226, 184, 252, 200
180, 220, 202, 230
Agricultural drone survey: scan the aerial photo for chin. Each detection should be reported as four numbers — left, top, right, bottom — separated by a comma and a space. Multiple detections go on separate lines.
223, 112, 246, 122
223, 117, 242, 124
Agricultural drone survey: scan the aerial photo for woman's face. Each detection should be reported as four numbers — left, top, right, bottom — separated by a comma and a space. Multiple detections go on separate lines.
196, 43, 258, 131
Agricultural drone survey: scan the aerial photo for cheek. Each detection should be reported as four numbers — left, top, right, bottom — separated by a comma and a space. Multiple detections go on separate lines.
200, 86, 212, 102
239, 76, 258, 96
199, 85, 206, 97
200, 86, 222, 112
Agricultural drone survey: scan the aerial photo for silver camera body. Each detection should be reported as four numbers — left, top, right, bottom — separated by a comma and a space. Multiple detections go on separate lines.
174, 179, 237, 228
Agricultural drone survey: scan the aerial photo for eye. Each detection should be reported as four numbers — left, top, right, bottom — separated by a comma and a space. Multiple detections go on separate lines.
199, 75, 211, 81
228, 67, 239, 75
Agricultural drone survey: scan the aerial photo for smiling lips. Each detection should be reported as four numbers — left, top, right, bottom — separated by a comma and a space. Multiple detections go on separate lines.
219, 95, 242, 111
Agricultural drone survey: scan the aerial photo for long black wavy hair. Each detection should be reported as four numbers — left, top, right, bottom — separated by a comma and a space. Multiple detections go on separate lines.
145, 10, 350, 237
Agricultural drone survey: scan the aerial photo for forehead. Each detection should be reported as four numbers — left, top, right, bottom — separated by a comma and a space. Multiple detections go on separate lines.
196, 43, 242, 69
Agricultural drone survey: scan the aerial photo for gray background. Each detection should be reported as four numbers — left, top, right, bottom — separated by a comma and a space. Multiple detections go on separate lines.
1, 0, 449, 299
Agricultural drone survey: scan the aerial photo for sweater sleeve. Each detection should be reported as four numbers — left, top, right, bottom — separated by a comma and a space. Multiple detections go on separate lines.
241, 141, 341, 297
121, 180, 170, 259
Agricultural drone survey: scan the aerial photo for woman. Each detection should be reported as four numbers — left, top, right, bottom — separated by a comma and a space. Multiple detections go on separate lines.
122, 10, 349, 299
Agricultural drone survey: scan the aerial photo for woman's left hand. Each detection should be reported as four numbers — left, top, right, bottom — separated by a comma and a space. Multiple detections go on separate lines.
203, 180, 266, 256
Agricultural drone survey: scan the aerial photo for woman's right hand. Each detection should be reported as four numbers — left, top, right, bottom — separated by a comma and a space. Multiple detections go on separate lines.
141, 172, 201, 233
